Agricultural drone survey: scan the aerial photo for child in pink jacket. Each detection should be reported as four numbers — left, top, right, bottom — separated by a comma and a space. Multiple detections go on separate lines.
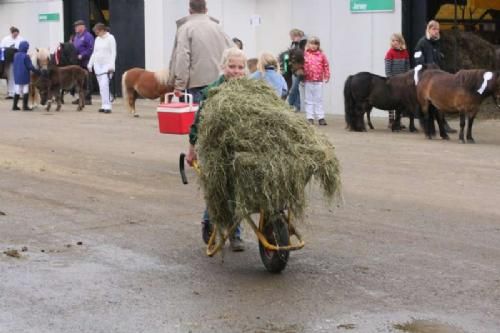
303, 36, 330, 125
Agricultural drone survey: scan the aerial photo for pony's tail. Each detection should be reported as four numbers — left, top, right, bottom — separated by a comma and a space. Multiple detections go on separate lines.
121, 70, 130, 113
343, 75, 356, 131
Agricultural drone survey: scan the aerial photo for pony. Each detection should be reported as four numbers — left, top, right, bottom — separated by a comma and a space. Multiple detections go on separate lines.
343, 65, 439, 132
52, 42, 78, 67
278, 47, 305, 93
34, 64, 88, 112
28, 47, 51, 108
121, 67, 173, 117
417, 69, 500, 143
0, 47, 17, 80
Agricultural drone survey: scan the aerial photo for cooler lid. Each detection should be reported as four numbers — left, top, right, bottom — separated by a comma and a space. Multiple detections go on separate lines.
158, 102, 198, 108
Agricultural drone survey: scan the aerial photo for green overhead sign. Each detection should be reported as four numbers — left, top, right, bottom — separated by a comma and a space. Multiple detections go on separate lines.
38, 13, 60, 22
350, 0, 395, 13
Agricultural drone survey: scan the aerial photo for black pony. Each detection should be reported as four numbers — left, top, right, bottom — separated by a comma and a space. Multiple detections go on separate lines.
0, 47, 17, 80
278, 47, 305, 94
52, 42, 78, 66
344, 65, 438, 132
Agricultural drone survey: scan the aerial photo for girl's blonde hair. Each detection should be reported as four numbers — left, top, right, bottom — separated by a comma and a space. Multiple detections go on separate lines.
220, 47, 247, 69
425, 20, 440, 39
306, 36, 322, 51
390, 33, 407, 50
256, 52, 280, 73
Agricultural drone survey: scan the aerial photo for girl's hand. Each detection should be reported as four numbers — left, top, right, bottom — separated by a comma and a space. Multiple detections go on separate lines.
186, 144, 197, 166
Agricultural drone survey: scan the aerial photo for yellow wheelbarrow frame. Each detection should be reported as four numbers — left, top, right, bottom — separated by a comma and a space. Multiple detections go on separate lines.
179, 153, 305, 257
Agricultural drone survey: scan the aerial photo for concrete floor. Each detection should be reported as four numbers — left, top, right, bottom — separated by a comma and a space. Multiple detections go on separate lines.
1, 97, 500, 333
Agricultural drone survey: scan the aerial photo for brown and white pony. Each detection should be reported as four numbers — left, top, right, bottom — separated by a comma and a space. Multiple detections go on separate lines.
28, 48, 51, 108
417, 69, 500, 143
121, 67, 173, 117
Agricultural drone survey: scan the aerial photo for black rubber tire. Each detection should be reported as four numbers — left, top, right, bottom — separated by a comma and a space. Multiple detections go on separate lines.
202, 221, 214, 245
258, 215, 290, 273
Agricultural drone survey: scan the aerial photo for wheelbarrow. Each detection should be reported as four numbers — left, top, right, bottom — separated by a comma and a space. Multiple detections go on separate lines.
179, 153, 305, 273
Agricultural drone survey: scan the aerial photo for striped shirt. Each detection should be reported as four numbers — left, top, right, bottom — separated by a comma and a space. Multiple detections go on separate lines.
384, 48, 410, 77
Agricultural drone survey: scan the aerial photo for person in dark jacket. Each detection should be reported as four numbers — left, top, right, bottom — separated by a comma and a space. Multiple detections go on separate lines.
288, 28, 307, 112
414, 20, 457, 133
12, 40, 39, 111
72, 20, 94, 105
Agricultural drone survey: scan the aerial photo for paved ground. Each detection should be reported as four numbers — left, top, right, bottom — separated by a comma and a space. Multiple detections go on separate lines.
0, 96, 499, 333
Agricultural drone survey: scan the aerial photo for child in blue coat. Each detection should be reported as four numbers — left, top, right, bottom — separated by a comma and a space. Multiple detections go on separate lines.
12, 40, 39, 111
250, 52, 288, 99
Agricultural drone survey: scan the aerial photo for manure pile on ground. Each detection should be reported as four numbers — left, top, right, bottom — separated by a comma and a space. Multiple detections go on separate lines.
197, 79, 341, 230
441, 30, 498, 72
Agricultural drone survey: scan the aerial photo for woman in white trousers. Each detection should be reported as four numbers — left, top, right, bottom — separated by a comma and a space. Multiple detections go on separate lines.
87, 23, 116, 113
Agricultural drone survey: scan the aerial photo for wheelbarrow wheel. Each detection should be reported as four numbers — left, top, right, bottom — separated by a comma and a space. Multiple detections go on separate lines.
259, 215, 290, 273
202, 221, 214, 245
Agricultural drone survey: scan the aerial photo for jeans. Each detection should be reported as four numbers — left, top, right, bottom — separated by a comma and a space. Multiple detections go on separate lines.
180, 86, 205, 104
287, 75, 300, 111
203, 208, 241, 238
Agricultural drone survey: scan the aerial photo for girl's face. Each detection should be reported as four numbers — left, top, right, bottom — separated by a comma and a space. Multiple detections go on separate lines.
391, 38, 401, 49
429, 26, 440, 39
309, 43, 319, 51
223, 56, 246, 79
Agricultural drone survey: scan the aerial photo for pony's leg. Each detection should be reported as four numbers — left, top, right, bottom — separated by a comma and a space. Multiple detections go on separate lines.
419, 103, 432, 139
409, 112, 417, 133
466, 112, 476, 143
392, 110, 402, 132
55, 90, 62, 111
434, 110, 449, 140
367, 110, 374, 129
78, 84, 85, 111
459, 113, 466, 143
131, 91, 139, 117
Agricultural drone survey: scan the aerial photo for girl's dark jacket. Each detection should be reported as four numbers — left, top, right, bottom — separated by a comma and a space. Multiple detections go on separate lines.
413, 36, 443, 68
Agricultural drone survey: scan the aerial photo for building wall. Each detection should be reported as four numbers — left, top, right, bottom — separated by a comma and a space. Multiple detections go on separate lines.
152, 0, 402, 115
0, 0, 64, 52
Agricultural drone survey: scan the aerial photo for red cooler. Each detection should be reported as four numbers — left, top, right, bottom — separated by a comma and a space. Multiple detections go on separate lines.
157, 93, 199, 135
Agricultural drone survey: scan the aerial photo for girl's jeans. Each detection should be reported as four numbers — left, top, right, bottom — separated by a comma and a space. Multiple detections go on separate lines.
287, 75, 301, 111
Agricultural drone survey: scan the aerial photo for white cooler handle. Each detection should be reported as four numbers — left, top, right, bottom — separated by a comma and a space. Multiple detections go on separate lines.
165, 92, 193, 108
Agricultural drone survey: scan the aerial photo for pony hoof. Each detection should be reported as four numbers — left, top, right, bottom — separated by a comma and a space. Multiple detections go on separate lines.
460, 139, 466, 144
442, 135, 450, 140
467, 138, 475, 144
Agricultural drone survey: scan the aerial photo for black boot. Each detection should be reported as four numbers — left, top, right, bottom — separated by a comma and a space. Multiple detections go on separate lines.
12, 94, 20, 111
443, 119, 457, 134
22, 94, 32, 111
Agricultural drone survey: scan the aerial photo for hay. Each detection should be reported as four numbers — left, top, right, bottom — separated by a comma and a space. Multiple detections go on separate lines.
441, 30, 498, 72
197, 78, 341, 230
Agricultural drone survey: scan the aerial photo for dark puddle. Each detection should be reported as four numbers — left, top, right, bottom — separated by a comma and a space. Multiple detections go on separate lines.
394, 319, 466, 333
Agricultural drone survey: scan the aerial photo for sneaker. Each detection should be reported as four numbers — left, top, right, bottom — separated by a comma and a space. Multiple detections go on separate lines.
98, 109, 105, 113
308, 119, 314, 125
104, 109, 112, 114
71, 99, 80, 105
5, 96, 14, 100
318, 118, 327, 126
229, 236, 245, 252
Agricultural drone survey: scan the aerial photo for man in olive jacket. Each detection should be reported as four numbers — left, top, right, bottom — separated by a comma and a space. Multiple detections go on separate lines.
168, 0, 234, 102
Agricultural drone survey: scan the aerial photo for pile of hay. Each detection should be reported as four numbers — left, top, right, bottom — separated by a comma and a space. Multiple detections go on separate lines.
441, 30, 498, 72
197, 79, 341, 230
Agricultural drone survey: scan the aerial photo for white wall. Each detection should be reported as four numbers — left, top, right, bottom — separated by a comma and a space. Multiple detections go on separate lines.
0, 0, 64, 52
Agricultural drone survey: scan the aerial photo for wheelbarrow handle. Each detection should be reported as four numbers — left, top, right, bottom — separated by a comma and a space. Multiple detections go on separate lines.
179, 153, 188, 185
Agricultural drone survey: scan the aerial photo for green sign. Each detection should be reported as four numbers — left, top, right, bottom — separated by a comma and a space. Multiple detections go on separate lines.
38, 13, 60, 22
350, 0, 395, 13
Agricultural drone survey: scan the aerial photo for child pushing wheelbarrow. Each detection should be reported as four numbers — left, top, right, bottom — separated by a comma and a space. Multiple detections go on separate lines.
180, 68, 341, 273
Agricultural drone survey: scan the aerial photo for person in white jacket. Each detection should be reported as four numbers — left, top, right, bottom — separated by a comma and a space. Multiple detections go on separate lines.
1, 26, 24, 99
87, 23, 116, 113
